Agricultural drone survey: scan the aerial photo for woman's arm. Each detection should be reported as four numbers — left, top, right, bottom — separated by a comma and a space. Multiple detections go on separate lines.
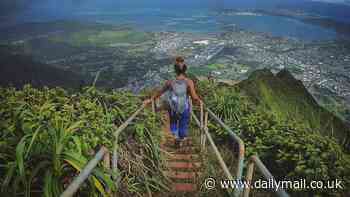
143, 80, 170, 105
152, 80, 171, 100
187, 79, 202, 105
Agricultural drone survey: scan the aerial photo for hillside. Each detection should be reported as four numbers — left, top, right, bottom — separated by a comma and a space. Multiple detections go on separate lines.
0, 47, 86, 89
0, 68, 350, 196
237, 69, 350, 150
196, 73, 350, 196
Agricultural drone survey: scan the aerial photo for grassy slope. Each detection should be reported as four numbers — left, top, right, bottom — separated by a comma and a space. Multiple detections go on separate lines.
237, 69, 350, 149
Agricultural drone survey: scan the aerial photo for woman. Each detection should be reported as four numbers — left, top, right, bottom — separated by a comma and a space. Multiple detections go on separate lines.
144, 57, 202, 147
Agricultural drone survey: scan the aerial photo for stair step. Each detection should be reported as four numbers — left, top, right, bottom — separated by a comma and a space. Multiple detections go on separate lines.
163, 142, 195, 150
165, 171, 201, 179
164, 136, 194, 142
168, 161, 201, 170
164, 146, 199, 153
168, 154, 199, 161
172, 183, 197, 192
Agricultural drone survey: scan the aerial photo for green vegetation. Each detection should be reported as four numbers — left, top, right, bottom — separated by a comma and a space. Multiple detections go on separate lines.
207, 63, 225, 69
236, 69, 350, 148
0, 47, 85, 89
317, 92, 350, 121
188, 68, 207, 76
188, 66, 214, 77
196, 71, 350, 196
1, 68, 350, 196
49, 30, 151, 47
0, 85, 167, 196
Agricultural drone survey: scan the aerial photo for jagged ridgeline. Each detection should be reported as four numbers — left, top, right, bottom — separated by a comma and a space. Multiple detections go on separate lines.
0, 85, 168, 196
195, 69, 350, 196
237, 69, 350, 149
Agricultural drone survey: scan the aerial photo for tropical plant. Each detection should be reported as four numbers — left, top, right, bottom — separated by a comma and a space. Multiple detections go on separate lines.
196, 80, 350, 196
0, 85, 167, 196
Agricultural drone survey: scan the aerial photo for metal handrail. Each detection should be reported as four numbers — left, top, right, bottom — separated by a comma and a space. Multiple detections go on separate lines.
61, 103, 149, 197
192, 112, 234, 181
192, 103, 289, 197
60, 147, 109, 197
191, 108, 241, 197
206, 107, 245, 181
112, 104, 147, 180
61, 96, 289, 197
243, 155, 289, 197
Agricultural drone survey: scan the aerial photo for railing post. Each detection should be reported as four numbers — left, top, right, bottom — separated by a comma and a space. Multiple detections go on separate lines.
103, 151, 112, 195
202, 112, 208, 151
200, 102, 204, 151
151, 98, 155, 113
200, 102, 204, 128
112, 147, 119, 189
245, 156, 289, 197
243, 161, 255, 197
103, 151, 111, 169
189, 97, 193, 122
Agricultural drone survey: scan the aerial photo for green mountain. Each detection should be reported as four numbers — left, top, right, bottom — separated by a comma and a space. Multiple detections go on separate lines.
0, 47, 86, 89
237, 68, 350, 150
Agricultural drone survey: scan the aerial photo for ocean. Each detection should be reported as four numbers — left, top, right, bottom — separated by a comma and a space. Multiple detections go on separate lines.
4, 7, 337, 41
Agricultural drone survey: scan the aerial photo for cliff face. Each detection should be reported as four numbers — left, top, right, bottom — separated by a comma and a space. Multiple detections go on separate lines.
238, 68, 350, 150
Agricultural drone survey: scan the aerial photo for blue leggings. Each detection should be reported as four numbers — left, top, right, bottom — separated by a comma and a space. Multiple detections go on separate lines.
169, 107, 190, 140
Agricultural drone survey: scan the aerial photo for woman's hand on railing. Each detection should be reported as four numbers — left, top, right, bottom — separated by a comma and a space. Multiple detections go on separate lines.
143, 98, 152, 106
196, 99, 204, 106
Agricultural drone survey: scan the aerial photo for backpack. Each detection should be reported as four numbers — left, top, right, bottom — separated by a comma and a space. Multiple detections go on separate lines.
167, 80, 188, 117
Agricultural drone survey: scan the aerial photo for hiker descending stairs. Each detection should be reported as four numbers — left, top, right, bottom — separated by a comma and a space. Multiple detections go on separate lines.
60, 56, 289, 197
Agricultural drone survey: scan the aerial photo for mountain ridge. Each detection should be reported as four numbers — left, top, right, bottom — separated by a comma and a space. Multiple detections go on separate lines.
0, 49, 86, 89
237, 68, 350, 150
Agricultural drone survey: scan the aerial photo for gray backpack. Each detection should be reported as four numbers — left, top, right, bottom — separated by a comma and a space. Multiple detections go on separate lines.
167, 80, 188, 116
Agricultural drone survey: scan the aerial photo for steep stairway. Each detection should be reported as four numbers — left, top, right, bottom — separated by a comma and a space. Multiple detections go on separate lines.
160, 113, 202, 196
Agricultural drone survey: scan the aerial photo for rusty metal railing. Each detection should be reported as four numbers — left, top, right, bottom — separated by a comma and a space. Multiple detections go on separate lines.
60, 147, 109, 197
61, 102, 150, 197
112, 104, 147, 188
206, 107, 245, 181
243, 155, 289, 197
191, 102, 289, 197
191, 104, 241, 196
61, 95, 289, 197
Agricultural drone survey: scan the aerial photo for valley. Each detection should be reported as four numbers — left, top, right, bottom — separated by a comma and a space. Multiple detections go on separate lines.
1, 16, 350, 120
